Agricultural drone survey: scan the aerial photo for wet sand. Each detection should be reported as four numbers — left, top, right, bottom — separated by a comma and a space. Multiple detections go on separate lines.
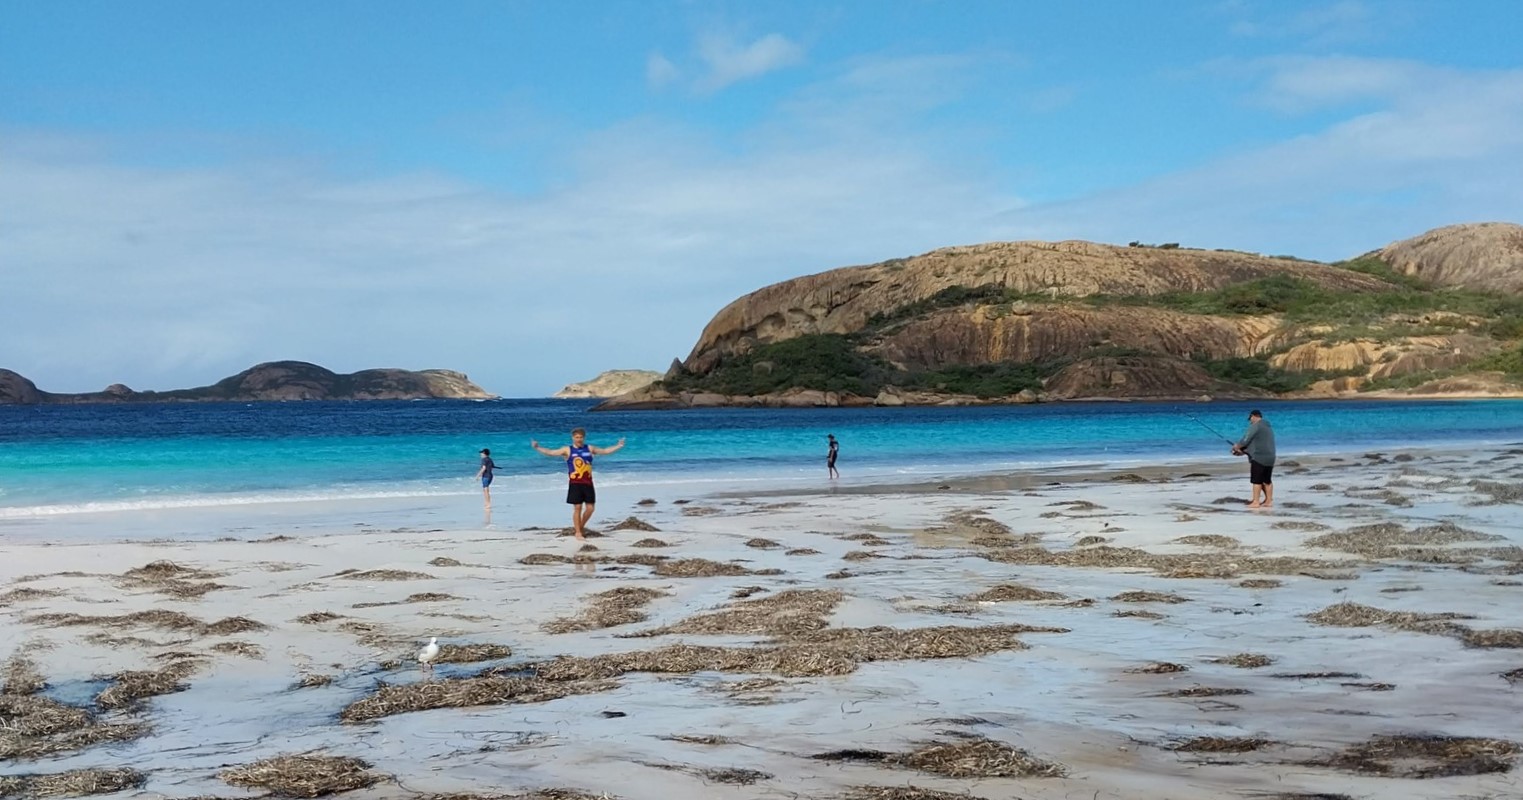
3, 446, 1522, 799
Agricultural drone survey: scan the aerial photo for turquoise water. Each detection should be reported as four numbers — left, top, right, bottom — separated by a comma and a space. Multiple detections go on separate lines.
1, 398, 1521, 517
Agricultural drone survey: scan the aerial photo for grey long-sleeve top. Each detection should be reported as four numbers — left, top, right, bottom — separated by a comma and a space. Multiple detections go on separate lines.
1236, 419, 1276, 466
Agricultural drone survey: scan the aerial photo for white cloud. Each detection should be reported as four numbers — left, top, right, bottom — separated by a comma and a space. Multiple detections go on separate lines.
1224, 0, 1393, 46
994, 57, 1523, 258
0, 59, 1014, 396
694, 32, 805, 92
645, 51, 680, 89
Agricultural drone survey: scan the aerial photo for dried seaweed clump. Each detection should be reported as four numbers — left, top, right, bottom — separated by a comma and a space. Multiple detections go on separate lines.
1317, 734, 1520, 779
982, 543, 1342, 579
530, 623, 1062, 684
1171, 736, 1272, 752
652, 558, 754, 578
118, 560, 230, 599
841, 788, 993, 800
0, 767, 143, 799
434, 643, 513, 664
26, 609, 205, 632
1502, 667, 1523, 684
1162, 686, 1250, 698
204, 616, 268, 636
1461, 628, 1523, 649
1272, 520, 1331, 532
521, 553, 573, 565
428, 557, 464, 567
1173, 534, 1240, 548
1111, 590, 1189, 604
661, 733, 733, 745
0, 587, 65, 605
633, 589, 841, 638
295, 611, 345, 624
785, 548, 822, 556
815, 736, 1065, 779
1304, 602, 1472, 637
3, 656, 47, 696
745, 538, 781, 549
1210, 653, 1274, 669
0, 693, 145, 760
966, 584, 1064, 603
341, 676, 616, 723
631, 538, 670, 548
610, 516, 660, 532
1127, 662, 1188, 674
210, 641, 265, 659
1471, 480, 1523, 505
1239, 579, 1283, 589
339, 569, 434, 581
1114, 610, 1165, 620
542, 587, 668, 634
1306, 521, 1500, 558
842, 550, 881, 561
220, 754, 380, 797
96, 658, 202, 709
788, 623, 1065, 664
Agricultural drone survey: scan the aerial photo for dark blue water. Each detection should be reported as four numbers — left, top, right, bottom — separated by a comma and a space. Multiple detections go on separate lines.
2, 398, 1520, 516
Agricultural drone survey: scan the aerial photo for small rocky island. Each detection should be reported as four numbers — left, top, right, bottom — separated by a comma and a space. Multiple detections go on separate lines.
553, 370, 662, 399
0, 361, 495, 404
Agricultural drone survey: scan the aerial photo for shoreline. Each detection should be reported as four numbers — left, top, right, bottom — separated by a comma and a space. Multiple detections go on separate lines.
2, 442, 1521, 798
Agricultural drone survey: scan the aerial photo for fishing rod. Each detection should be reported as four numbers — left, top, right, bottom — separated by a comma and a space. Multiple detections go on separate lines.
1184, 412, 1236, 446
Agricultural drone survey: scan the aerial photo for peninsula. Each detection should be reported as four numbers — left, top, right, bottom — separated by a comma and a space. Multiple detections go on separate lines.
597, 222, 1523, 409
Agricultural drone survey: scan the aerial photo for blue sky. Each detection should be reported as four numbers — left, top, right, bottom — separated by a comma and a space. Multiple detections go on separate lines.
3, 0, 1521, 396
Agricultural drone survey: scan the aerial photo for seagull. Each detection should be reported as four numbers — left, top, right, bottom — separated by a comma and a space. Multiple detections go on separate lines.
418, 637, 440, 674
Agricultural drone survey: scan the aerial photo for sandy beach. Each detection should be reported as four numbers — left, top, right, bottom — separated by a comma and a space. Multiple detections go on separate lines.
3, 445, 1522, 800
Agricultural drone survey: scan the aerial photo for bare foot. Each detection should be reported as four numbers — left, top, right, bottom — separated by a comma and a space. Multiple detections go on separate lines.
1259, 503, 1273, 508
1245, 502, 1261, 508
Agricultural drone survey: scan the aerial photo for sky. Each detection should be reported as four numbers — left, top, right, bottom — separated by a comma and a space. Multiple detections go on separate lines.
3, 0, 1521, 397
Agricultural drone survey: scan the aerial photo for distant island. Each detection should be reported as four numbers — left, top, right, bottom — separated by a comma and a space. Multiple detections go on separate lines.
554, 370, 662, 399
596, 221, 1523, 410
0, 361, 495, 405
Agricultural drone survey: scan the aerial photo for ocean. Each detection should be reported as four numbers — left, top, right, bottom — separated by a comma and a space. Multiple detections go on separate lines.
3, 398, 1522, 524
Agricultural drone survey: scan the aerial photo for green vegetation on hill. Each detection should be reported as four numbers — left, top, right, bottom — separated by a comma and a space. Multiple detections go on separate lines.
668, 253, 1523, 401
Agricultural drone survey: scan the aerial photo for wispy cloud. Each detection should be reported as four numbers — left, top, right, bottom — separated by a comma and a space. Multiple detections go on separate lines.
997, 56, 1523, 257
645, 51, 680, 89
1224, 0, 1400, 47
0, 57, 1015, 395
694, 32, 805, 92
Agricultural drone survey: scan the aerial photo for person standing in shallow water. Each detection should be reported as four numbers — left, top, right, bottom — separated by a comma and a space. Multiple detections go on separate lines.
1232, 409, 1276, 508
531, 428, 626, 541
476, 448, 500, 512
827, 434, 839, 480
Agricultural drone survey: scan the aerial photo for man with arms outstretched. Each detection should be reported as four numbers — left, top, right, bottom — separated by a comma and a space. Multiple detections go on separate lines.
531, 428, 626, 541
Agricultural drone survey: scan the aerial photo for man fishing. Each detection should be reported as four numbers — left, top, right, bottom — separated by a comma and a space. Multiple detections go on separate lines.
1232, 409, 1276, 508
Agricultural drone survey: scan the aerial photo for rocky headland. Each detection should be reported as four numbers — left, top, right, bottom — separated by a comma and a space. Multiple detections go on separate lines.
596, 222, 1523, 410
0, 361, 495, 404
553, 370, 662, 399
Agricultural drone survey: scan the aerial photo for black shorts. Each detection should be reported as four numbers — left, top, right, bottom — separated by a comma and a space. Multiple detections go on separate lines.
1249, 460, 1274, 485
566, 483, 596, 505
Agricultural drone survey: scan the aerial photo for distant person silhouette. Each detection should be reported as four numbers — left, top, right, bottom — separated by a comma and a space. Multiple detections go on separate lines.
827, 434, 839, 480
476, 448, 500, 512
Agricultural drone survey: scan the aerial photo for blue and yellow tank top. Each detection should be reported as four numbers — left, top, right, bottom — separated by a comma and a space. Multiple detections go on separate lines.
567, 444, 594, 484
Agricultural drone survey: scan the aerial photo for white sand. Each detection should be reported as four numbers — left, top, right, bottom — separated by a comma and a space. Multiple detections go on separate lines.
3, 446, 1522, 799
